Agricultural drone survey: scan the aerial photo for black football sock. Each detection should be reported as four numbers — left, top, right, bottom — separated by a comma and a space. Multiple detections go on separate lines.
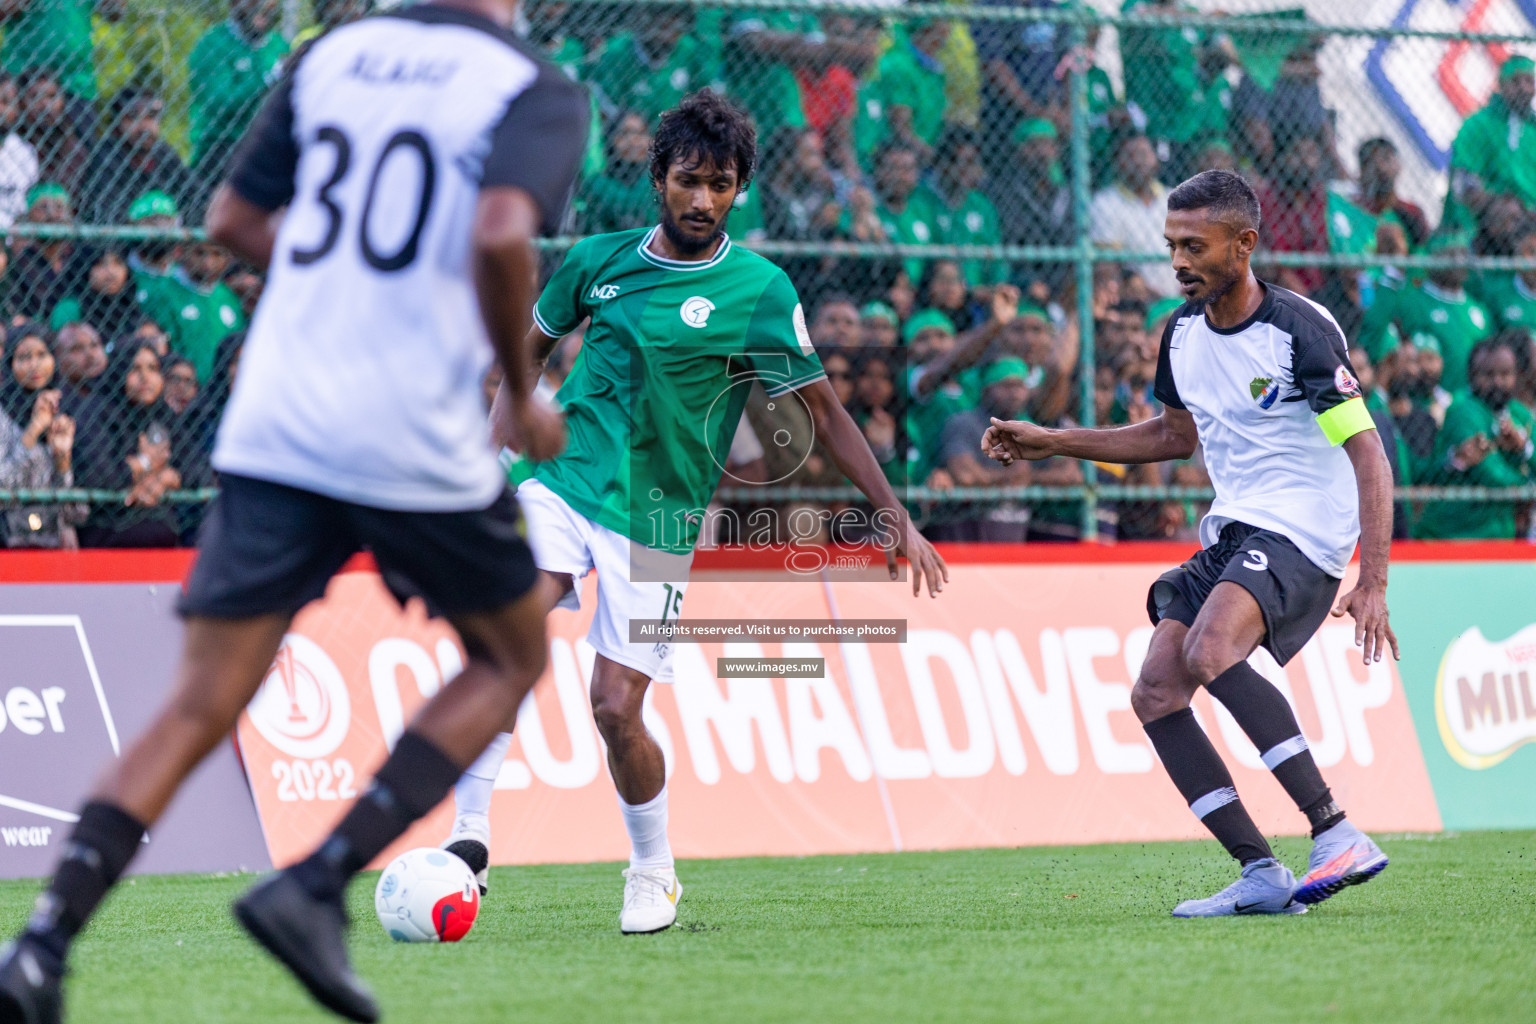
289, 731, 462, 903
1144, 708, 1273, 865
1205, 662, 1345, 837
23, 801, 147, 970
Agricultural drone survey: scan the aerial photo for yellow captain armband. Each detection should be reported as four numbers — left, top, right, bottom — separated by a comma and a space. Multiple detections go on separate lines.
1316, 397, 1375, 446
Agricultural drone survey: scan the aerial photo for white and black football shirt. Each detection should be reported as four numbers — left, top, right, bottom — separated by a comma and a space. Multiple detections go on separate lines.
213, 4, 588, 511
1154, 283, 1377, 577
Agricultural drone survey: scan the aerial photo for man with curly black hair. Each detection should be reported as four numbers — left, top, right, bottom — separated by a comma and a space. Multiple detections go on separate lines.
451, 91, 948, 934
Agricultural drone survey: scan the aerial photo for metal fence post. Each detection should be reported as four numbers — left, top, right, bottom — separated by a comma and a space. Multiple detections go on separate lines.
1069, 0, 1099, 540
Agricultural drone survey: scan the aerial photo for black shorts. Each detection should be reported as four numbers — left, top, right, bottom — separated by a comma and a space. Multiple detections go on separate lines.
179, 473, 539, 620
1145, 521, 1341, 666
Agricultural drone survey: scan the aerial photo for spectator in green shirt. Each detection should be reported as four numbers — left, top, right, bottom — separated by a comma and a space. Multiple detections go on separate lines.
1477, 217, 1536, 332
1382, 339, 1443, 482
841, 140, 941, 287
151, 237, 247, 385
126, 189, 184, 318
124, 188, 242, 380
853, 17, 951, 158
1119, 0, 1232, 178
721, 10, 817, 140
1445, 54, 1536, 236
187, 0, 288, 212
1355, 137, 1430, 251
0, 0, 118, 103
922, 124, 1007, 292
575, 110, 653, 235
1416, 335, 1536, 539
524, 0, 604, 183
588, 5, 722, 127
1362, 233, 1493, 392
860, 301, 898, 347
904, 306, 966, 484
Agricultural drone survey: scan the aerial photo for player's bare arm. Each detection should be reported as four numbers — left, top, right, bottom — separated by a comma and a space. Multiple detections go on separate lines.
982, 405, 1199, 466
1332, 430, 1400, 664
205, 183, 285, 270
488, 322, 561, 451
797, 378, 948, 597
474, 187, 565, 462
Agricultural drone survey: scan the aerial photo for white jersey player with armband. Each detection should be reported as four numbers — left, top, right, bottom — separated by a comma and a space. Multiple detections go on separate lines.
985, 170, 1399, 918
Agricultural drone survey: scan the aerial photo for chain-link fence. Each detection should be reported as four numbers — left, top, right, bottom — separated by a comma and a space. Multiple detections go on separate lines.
0, 0, 1533, 548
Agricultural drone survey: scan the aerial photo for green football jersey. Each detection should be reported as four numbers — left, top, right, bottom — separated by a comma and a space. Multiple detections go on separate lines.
545, 35, 606, 181
530, 227, 826, 553
1415, 392, 1536, 540
723, 12, 812, 139
839, 191, 942, 284
188, 21, 289, 169
853, 41, 949, 153
1476, 273, 1536, 332
1326, 190, 1380, 256
0, 0, 94, 100
588, 33, 722, 126
134, 270, 247, 383
922, 184, 1008, 286
1385, 282, 1494, 394
906, 363, 980, 482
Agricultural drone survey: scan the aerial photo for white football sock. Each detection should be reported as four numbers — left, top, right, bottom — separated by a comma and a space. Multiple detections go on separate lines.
454, 731, 514, 819
618, 785, 673, 871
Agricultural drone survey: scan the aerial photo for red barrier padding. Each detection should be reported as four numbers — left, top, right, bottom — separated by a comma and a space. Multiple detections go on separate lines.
0, 550, 379, 584
0, 541, 1529, 584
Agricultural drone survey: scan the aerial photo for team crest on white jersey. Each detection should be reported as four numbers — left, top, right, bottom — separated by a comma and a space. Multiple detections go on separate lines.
1334, 365, 1361, 396
681, 295, 715, 328
1250, 375, 1280, 409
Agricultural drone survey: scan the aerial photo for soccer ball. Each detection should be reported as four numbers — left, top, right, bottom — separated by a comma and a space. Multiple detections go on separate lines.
374, 847, 480, 943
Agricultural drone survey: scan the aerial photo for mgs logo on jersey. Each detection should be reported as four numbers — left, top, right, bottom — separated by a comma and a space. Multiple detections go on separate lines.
1249, 375, 1281, 409
590, 284, 620, 301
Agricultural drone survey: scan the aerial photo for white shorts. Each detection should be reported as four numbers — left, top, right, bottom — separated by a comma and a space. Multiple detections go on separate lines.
516, 477, 692, 682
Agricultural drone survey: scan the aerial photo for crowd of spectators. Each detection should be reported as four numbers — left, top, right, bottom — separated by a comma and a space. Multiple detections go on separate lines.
0, 0, 1533, 545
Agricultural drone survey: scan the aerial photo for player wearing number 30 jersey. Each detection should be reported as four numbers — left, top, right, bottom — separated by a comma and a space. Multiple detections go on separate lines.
215, 4, 582, 507
0, 4, 588, 1023
442, 92, 948, 936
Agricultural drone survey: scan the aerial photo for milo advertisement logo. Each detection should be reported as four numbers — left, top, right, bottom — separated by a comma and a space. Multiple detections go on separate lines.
1436, 625, 1536, 770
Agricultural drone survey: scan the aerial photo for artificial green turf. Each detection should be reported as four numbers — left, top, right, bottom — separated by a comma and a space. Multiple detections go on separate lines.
1, 831, 1531, 1023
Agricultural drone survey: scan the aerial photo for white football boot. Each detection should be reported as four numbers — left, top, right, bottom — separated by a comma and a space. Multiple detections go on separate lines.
441, 812, 491, 896
619, 867, 682, 934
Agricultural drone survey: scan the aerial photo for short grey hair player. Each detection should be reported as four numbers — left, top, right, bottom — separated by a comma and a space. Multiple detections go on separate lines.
984, 169, 1398, 917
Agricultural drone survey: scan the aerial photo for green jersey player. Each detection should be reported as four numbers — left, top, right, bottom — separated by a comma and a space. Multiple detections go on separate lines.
444, 92, 948, 934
